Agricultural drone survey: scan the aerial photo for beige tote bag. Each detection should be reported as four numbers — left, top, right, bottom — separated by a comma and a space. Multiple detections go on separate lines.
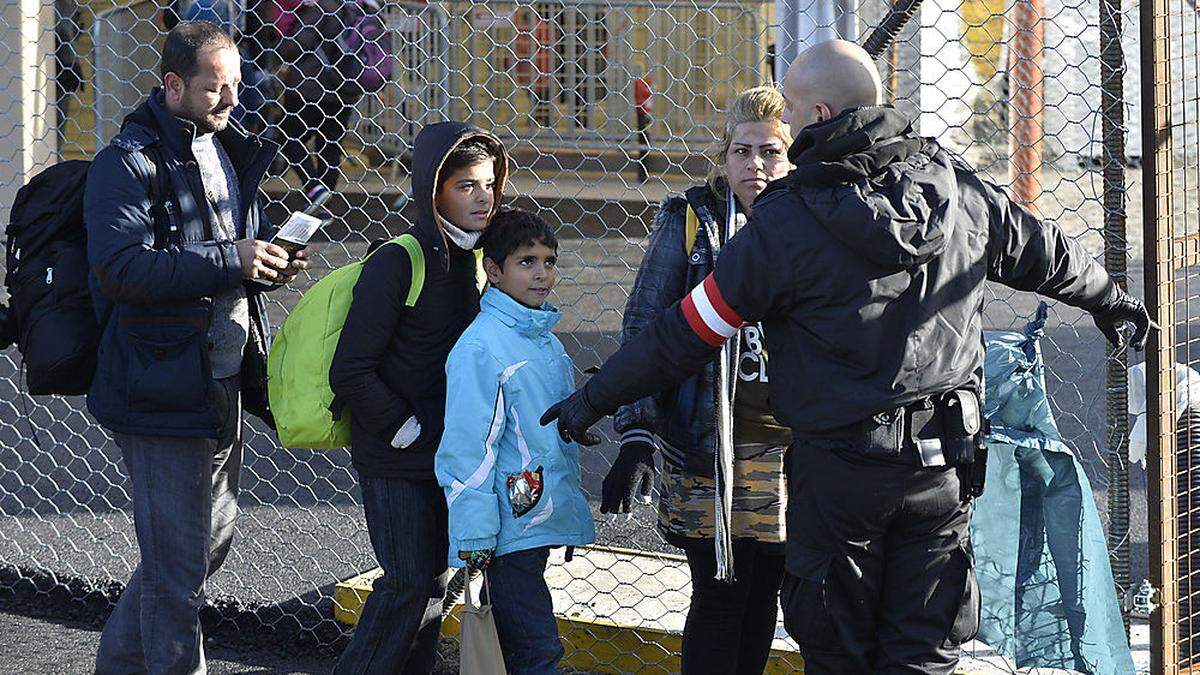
460, 571, 506, 675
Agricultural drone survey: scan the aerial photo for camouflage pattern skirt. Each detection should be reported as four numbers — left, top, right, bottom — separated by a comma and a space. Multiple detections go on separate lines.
657, 443, 787, 545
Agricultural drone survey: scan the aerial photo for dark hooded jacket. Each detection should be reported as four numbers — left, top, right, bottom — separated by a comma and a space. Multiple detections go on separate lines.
329, 122, 508, 479
581, 107, 1120, 437
85, 88, 278, 438
613, 179, 732, 476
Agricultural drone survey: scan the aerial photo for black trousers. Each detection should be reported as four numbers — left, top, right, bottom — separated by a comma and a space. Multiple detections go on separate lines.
278, 91, 354, 193
781, 439, 979, 674
680, 540, 785, 675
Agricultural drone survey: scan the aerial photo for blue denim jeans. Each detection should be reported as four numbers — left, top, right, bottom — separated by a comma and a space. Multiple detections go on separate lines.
484, 547, 564, 675
95, 377, 242, 675
334, 475, 449, 675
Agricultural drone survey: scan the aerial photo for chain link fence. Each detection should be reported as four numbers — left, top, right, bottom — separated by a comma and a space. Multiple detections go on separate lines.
0, 0, 1153, 671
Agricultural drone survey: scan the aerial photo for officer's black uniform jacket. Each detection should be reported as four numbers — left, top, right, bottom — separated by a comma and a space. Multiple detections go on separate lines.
582, 106, 1120, 437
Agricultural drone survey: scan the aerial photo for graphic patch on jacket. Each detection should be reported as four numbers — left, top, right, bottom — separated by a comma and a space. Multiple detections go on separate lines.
733, 323, 793, 447
507, 465, 544, 517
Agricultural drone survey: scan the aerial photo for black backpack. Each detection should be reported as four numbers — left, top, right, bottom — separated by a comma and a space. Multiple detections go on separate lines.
2, 151, 167, 395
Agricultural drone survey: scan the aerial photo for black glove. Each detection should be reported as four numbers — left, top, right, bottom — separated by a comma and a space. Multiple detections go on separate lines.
1092, 287, 1151, 351
0, 303, 13, 351
540, 387, 602, 446
601, 438, 656, 514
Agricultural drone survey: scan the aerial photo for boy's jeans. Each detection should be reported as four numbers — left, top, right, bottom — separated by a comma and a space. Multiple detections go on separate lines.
335, 475, 448, 675
95, 378, 242, 675
485, 547, 564, 675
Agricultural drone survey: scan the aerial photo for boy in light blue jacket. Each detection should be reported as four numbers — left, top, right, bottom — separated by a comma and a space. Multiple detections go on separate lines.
436, 209, 595, 674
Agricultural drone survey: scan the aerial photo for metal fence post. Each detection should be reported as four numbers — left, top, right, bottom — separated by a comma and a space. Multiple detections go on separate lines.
1008, 0, 1044, 210
1140, 0, 1179, 667
1099, 0, 1130, 633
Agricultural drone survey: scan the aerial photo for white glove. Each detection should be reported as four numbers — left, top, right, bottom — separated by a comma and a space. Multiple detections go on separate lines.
390, 416, 422, 449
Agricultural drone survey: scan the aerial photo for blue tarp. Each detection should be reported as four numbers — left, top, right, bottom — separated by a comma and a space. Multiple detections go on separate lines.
973, 304, 1135, 674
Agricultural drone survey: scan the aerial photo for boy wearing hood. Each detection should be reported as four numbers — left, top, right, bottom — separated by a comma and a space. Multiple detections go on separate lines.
329, 122, 507, 673
436, 210, 595, 674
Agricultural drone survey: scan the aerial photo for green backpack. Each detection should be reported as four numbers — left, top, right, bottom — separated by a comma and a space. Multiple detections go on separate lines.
268, 234, 425, 449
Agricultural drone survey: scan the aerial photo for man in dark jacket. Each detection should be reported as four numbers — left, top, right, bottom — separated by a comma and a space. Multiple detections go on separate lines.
274, 0, 364, 196
329, 122, 507, 674
87, 22, 307, 674
543, 40, 1150, 673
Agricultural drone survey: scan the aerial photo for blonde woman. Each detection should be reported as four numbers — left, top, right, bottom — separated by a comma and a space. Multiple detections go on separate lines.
603, 87, 793, 674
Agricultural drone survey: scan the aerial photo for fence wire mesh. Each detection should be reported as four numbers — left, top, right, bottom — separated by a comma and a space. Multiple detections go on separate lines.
1141, 0, 1200, 665
0, 0, 1156, 671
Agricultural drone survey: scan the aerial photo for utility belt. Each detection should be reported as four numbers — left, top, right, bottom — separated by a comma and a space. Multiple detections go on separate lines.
844, 389, 990, 499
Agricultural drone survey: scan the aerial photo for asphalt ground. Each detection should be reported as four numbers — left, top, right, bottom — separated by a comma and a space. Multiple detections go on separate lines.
0, 590, 341, 674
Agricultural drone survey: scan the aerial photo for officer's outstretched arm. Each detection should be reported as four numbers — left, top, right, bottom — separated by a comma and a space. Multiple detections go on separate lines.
983, 178, 1151, 349
983, 179, 1113, 309
540, 298, 723, 445
541, 219, 789, 443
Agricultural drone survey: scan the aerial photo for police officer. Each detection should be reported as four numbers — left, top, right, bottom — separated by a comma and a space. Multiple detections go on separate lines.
542, 39, 1150, 673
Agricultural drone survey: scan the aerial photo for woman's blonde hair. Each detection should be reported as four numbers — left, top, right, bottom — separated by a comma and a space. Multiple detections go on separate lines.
707, 86, 789, 188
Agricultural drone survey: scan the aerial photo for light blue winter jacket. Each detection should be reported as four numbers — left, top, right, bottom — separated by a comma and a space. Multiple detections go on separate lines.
436, 287, 596, 566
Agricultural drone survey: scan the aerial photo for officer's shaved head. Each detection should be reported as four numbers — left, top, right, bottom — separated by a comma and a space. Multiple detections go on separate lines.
781, 39, 884, 138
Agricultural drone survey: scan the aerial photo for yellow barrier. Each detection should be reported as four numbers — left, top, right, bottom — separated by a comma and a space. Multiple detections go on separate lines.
333, 545, 805, 674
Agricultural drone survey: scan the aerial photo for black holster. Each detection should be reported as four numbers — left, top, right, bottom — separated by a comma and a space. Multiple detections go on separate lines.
960, 419, 990, 501
845, 389, 989, 498
962, 442, 989, 500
